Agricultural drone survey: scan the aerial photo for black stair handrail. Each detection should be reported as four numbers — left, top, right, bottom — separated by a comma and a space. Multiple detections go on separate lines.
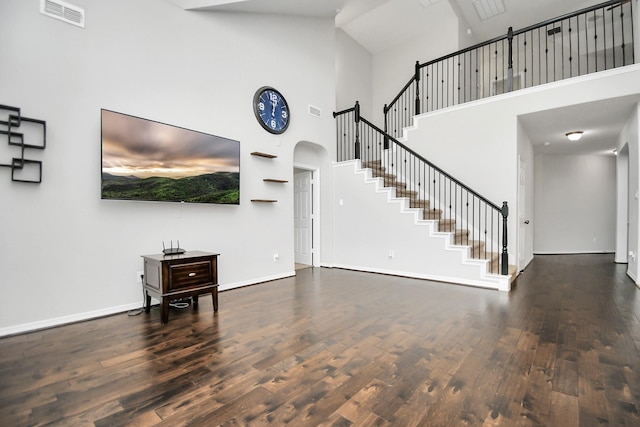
335, 102, 510, 275
383, 0, 634, 138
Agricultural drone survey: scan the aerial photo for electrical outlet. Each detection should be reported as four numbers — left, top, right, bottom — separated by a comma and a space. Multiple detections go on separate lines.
273, 253, 279, 262
137, 271, 144, 283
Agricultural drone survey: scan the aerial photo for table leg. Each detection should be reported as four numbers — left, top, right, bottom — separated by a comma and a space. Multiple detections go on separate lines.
145, 292, 151, 313
161, 298, 170, 324
213, 287, 218, 312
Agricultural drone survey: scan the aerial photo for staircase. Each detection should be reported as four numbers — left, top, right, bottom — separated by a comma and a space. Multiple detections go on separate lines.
362, 159, 510, 277
332, 158, 515, 292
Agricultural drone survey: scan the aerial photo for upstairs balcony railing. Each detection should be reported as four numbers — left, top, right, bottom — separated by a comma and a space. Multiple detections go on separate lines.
384, 0, 634, 139
335, 102, 509, 275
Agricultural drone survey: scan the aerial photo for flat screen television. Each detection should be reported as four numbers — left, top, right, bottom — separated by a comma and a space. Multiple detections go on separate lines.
101, 109, 240, 205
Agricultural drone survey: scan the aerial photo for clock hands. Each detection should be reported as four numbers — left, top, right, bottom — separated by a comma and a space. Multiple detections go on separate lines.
254, 87, 288, 134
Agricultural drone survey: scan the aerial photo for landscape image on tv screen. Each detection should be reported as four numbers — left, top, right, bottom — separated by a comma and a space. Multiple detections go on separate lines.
101, 109, 240, 204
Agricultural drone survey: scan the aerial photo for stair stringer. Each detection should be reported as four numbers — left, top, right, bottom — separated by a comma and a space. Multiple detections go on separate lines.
333, 160, 511, 291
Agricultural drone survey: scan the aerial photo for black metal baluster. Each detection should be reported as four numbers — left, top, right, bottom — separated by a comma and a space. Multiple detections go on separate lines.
414, 61, 421, 116
490, 208, 495, 272
475, 49, 479, 100
537, 28, 541, 86
612, 5, 616, 67
577, 16, 581, 76
621, 6, 626, 66
457, 55, 462, 105
426, 66, 431, 113
561, 19, 566, 79
585, 13, 590, 73
631, 0, 635, 64
508, 28, 514, 92
444, 58, 449, 108
523, 32, 528, 88
484, 204, 488, 262
569, 18, 574, 77
604, 7, 608, 69
354, 101, 360, 160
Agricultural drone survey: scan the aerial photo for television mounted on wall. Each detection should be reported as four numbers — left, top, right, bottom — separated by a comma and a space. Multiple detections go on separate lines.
101, 109, 240, 205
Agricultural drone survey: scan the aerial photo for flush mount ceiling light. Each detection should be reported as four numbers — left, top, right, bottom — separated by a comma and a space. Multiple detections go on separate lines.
566, 131, 584, 141
472, 0, 506, 21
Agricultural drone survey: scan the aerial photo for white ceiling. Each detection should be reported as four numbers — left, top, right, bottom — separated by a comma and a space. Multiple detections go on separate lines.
519, 94, 640, 156
165, 0, 347, 17
166, 0, 636, 156
168, 0, 609, 52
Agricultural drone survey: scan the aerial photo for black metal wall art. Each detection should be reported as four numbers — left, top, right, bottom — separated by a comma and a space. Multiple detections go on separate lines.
0, 104, 46, 183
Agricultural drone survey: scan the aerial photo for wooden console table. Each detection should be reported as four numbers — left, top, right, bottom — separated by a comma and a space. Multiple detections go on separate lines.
141, 251, 219, 324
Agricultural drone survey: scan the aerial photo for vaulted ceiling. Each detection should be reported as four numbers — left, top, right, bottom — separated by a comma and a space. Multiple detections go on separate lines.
165, 0, 637, 155
167, 0, 609, 54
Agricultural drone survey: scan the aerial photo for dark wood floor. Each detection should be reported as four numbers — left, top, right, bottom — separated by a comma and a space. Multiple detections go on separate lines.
1, 254, 640, 426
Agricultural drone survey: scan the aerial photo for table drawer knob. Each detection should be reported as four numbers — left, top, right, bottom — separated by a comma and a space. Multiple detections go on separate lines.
188, 272, 196, 277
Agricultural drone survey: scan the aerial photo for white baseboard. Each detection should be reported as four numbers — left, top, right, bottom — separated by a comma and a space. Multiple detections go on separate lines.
627, 269, 638, 286
533, 251, 614, 255
1, 271, 297, 337
0, 302, 142, 337
331, 263, 503, 291
217, 271, 295, 292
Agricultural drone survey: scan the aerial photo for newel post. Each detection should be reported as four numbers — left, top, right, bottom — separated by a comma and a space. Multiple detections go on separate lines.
501, 201, 509, 275
414, 61, 421, 115
354, 101, 361, 160
507, 27, 514, 92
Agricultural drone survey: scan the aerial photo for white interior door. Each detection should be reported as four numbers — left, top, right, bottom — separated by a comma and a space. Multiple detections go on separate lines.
294, 170, 313, 265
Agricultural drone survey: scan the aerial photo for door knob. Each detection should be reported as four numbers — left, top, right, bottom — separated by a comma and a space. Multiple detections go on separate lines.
524, 220, 530, 224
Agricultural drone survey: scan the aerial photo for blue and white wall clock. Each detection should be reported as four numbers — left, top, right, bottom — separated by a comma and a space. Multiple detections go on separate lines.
253, 86, 290, 134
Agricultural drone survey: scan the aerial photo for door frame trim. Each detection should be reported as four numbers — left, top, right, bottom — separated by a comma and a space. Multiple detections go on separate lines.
294, 163, 320, 267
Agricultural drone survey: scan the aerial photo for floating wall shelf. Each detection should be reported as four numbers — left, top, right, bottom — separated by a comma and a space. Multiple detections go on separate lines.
251, 151, 282, 202
251, 151, 277, 158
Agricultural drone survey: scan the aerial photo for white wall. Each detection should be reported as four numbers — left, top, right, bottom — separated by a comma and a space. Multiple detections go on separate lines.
332, 161, 509, 290
0, 0, 336, 335
335, 29, 373, 118
370, 7, 459, 125
533, 154, 616, 253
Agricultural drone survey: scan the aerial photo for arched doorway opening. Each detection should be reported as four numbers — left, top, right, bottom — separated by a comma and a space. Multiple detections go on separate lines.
293, 141, 330, 269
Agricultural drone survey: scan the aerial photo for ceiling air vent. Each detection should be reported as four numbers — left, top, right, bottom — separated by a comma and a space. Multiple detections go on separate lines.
472, 0, 506, 21
308, 105, 321, 118
40, 0, 85, 28
547, 26, 561, 36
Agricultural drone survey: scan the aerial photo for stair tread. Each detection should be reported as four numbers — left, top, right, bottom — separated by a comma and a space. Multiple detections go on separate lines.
410, 199, 430, 208
396, 188, 418, 195
438, 219, 456, 231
